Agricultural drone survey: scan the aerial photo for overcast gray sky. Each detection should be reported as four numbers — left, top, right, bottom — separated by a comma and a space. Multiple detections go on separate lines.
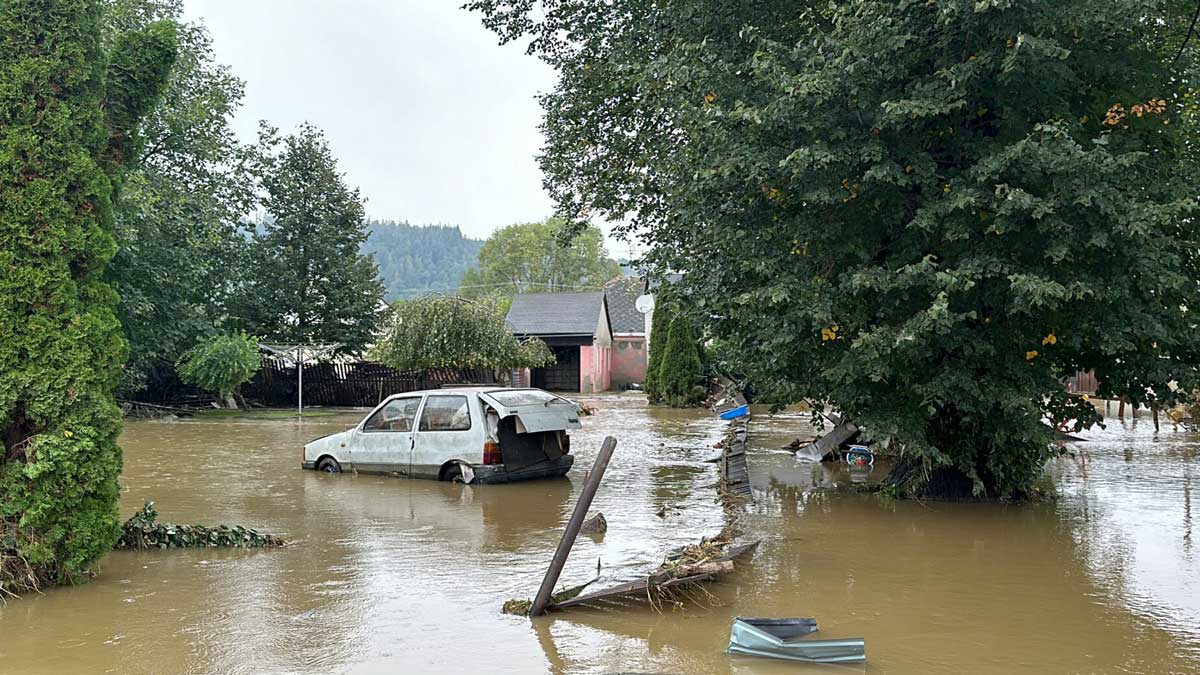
181, 1, 566, 242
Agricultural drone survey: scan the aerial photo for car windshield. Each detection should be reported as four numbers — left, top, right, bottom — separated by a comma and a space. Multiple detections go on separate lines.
484, 389, 564, 407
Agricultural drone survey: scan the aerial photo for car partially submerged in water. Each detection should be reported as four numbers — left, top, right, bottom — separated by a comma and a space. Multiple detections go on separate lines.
302, 387, 580, 483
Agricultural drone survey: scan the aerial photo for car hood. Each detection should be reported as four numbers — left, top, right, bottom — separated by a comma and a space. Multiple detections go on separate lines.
305, 429, 353, 453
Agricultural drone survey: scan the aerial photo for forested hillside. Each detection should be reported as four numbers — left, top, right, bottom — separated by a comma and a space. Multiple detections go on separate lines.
364, 221, 483, 300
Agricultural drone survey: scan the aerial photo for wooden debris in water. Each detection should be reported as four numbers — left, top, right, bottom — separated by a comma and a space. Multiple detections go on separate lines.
580, 512, 607, 535
545, 533, 760, 612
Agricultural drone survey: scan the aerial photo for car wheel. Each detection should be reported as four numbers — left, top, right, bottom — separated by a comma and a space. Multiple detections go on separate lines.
317, 457, 341, 474
441, 464, 463, 482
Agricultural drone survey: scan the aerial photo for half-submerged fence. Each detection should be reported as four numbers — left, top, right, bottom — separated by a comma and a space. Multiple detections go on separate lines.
241, 360, 501, 408
129, 359, 501, 408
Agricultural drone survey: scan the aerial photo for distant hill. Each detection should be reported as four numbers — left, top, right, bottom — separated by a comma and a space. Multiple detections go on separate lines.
363, 221, 483, 301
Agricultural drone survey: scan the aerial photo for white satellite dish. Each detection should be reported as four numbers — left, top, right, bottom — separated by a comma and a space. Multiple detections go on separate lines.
635, 294, 655, 314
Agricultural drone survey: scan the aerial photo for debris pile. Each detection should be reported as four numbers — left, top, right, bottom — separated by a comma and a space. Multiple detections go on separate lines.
116, 501, 286, 550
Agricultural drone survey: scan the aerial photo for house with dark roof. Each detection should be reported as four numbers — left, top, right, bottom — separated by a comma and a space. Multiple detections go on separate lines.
603, 276, 649, 387
506, 292, 614, 392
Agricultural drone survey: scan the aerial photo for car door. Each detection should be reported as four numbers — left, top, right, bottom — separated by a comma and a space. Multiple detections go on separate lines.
354, 395, 424, 475
410, 394, 476, 478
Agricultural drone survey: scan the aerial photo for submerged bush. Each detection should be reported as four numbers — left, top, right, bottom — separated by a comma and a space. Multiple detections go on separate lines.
116, 502, 285, 550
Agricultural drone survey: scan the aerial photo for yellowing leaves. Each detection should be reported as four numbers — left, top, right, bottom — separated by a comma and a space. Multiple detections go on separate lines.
767, 187, 783, 201
1105, 98, 1168, 126
704, 91, 716, 105
1025, 350, 1039, 361
821, 325, 840, 342
63, 430, 74, 438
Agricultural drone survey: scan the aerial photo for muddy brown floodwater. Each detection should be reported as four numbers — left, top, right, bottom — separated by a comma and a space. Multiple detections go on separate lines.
1, 395, 1198, 674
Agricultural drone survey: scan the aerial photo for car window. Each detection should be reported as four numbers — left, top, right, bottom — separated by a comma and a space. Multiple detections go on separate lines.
484, 389, 562, 407
363, 397, 422, 432
418, 395, 471, 431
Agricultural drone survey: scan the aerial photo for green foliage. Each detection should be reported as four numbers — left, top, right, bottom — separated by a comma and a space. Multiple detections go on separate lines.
643, 297, 672, 402
371, 296, 555, 370
105, 0, 256, 395
0, 0, 175, 590
458, 217, 621, 299
366, 221, 484, 301
472, 0, 1200, 497
656, 315, 705, 407
233, 123, 386, 354
116, 501, 284, 549
176, 333, 260, 401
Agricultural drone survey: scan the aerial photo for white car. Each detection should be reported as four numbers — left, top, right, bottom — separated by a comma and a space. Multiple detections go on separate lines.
302, 387, 580, 483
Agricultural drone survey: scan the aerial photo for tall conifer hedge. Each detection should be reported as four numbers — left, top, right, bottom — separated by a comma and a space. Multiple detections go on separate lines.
0, 0, 175, 590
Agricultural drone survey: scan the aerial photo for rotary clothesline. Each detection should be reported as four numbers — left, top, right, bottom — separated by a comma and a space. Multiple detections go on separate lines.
259, 344, 341, 417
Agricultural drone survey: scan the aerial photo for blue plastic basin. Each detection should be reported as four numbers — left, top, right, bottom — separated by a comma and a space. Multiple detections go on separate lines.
719, 404, 749, 420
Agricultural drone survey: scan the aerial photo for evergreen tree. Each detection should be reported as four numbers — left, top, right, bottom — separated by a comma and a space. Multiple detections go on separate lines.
0, 0, 175, 589
644, 296, 672, 402
472, 0, 1200, 498
236, 124, 385, 354
656, 315, 705, 407
364, 221, 483, 301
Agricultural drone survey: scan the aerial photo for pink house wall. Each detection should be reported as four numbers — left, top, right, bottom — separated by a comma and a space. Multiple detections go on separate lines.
609, 336, 647, 387
579, 343, 611, 393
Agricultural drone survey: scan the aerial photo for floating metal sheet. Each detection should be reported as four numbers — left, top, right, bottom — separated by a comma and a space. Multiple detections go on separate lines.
728, 617, 866, 664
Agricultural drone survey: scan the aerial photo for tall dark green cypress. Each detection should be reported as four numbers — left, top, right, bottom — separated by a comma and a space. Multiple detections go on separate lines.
644, 298, 672, 402
657, 315, 705, 407
0, 0, 175, 590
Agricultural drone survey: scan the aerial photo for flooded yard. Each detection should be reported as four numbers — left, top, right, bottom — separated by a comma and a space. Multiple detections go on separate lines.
1, 396, 1198, 674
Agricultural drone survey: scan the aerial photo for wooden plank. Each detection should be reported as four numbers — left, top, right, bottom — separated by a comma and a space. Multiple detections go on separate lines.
550, 540, 760, 611
547, 573, 715, 610
529, 436, 618, 617
812, 420, 858, 459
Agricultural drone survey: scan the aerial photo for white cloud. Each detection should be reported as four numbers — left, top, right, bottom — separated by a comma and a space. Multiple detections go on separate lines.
182, 0, 558, 239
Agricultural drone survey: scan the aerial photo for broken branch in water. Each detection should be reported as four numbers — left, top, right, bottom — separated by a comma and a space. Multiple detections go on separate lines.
116, 501, 286, 550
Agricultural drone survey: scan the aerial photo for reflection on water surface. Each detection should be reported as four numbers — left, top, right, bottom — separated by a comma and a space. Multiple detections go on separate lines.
1, 397, 1197, 674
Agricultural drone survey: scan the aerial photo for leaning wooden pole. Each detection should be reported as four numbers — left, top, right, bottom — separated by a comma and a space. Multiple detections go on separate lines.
529, 436, 617, 617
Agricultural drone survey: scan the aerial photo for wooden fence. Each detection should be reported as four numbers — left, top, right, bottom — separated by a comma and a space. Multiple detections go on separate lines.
240, 360, 501, 408
1064, 370, 1098, 396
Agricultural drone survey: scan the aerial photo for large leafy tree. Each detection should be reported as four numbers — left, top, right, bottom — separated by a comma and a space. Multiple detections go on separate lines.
1, 0, 175, 589
105, 0, 255, 395
371, 296, 554, 370
472, 0, 1200, 498
235, 123, 385, 354
458, 217, 621, 299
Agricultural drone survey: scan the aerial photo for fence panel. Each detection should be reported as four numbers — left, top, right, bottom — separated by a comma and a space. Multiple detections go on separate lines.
241, 360, 500, 408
